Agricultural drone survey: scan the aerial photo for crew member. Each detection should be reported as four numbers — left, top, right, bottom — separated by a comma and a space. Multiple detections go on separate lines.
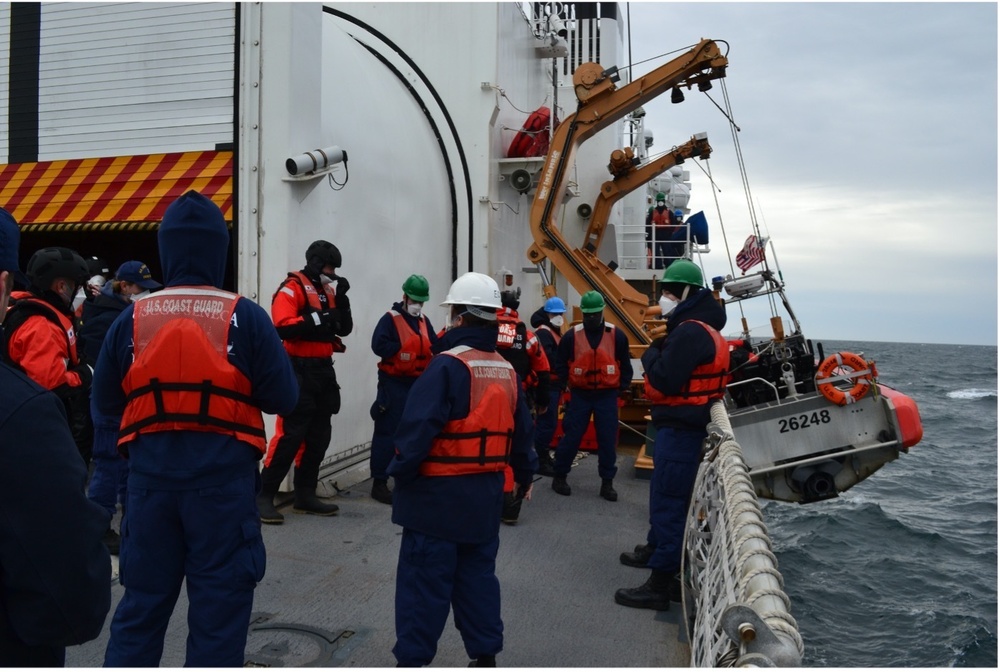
4, 246, 93, 462
496, 287, 549, 524
550, 291, 633, 501
0, 208, 111, 667
258, 240, 352, 523
368, 274, 437, 505
94, 191, 298, 665
388, 272, 537, 667
615, 259, 728, 610
529, 295, 567, 476
645, 192, 678, 269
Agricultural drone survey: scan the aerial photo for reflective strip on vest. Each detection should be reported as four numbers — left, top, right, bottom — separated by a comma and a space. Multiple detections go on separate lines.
118, 287, 266, 453
568, 324, 620, 389
377, 310, 432, 377
420, 346, 518, 477
644, 320, 730, 406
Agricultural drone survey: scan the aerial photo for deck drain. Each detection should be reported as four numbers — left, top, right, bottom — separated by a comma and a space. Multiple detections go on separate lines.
245, 612, 362, 667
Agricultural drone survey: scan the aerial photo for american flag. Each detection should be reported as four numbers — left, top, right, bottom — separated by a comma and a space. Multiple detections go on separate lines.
735, 234, 766, 273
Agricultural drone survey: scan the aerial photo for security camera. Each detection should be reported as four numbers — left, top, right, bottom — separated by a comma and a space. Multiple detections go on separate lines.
286, 145, 347, 176
548, 15, 568, 38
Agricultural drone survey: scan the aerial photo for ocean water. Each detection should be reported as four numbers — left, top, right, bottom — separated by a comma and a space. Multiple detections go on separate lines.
761, 340, 998, 667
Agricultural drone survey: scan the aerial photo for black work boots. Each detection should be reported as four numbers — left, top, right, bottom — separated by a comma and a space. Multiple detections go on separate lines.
614, 569, 682, 611
257, 483, 284, 525
371, 479, 393, 505
501, 492, 524, 525
535, 447, 556, 477
293, 488, 340, 516
551, 475, 571, 496
600, 479, 618, 502
620, 543, 654, 568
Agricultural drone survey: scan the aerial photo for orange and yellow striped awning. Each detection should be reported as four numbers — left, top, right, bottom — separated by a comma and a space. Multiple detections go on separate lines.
0, 150, 233, 230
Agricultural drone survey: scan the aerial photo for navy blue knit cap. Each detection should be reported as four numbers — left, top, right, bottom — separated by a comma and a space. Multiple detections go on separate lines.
0, 207, 28, 286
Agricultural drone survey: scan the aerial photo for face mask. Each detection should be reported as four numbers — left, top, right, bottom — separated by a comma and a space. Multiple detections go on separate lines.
445, 310, 462, 331
319, 274, 335, 286
406, 301, 423, 317
131, 290, 150, 303
656, 201, 666, 208
71, 286, 86, 311
659, 295, 678, 317
550, 315, 565, 328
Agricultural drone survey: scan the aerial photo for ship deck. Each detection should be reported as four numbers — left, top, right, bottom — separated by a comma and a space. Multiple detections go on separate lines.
66, 441, 690, 667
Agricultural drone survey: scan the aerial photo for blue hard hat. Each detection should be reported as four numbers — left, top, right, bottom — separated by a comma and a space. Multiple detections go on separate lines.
674, 209, 684, 218
543, 296, 566, 313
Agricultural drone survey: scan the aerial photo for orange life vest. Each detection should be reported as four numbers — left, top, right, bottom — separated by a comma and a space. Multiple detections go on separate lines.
644, 320, 730, 406
275, 271, 344, 358
419, 346, 518, 477
535, 323, 561, 346
567, 324, 620, 390
377, 310, 433, 377
651, 207, 675, 229
4, 294, 80, 367
118, 287, 266, 453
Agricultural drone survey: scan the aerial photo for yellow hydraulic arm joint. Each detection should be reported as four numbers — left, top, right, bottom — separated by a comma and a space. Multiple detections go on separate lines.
526, 38, 727, 348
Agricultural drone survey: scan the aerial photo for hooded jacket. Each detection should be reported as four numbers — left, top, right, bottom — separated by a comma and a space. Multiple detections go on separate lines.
91, 191, 299, 489
641, 287, 728, 430
79, 282, 130, 364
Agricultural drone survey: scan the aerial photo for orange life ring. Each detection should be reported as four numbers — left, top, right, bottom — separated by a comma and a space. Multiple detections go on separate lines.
507, 106, 552, 158
815, 352, 877, 405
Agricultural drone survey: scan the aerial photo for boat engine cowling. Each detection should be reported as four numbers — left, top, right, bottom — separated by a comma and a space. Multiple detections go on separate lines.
790, 460, 841, 503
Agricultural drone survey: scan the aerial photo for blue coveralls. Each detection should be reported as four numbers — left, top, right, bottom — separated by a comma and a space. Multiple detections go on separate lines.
528, 308, 562, 461
641, 288, 727, 573
369, 302, 437, 481
92, 192, 299, 667
388, 326, 537, 667
552, 322, 633, 481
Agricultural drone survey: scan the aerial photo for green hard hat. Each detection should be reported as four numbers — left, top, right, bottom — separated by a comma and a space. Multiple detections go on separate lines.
580, 290, 606, 313
402, 274, 430, 302
660, 259, 704, 287
655, 191, 666, 201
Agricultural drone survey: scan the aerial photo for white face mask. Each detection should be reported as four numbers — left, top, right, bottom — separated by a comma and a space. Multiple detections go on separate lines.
658, 295, 678, 317
320, 274, 336, 286
131, 290, 150, 303
550, 315, 565, 327
406, 301, 423, 317
71, 286, 86, 311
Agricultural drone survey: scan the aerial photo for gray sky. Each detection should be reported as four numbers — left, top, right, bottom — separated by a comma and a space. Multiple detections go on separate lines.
624, 2, 997, 346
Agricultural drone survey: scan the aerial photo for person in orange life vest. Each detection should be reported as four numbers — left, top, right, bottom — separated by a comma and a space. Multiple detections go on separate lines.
0, 208, 111, 667
645, 192, 679, 270
387, 272, 537, 668
4, 246, 94, 463
91, 191, 297, 666
550, 290, 633, 501
257, 239, 353, 524
79, 260, 162, 556
528, 295, 567, 477
496, 287, 550, 525
615, 260, 728, 612
368, 274, 438, 505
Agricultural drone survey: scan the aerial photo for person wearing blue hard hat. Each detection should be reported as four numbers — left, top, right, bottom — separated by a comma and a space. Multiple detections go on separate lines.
529, 294, 569, 476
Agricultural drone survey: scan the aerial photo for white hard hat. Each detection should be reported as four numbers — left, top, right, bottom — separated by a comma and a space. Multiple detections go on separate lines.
440, 272, 502, 320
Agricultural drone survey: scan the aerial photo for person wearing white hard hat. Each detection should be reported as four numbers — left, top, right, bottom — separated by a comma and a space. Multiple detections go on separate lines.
387, 272, 538, 668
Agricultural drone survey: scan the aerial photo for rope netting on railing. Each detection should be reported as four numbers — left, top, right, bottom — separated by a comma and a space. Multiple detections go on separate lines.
683, 401, 804, 667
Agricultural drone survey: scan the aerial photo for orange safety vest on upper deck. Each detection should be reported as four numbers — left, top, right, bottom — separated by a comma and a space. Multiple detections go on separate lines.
419, 346, 519, 477
118, 287, 266, 453
644, 320, 730, 406
377, 310, 433, 377
567, 324, 620, 390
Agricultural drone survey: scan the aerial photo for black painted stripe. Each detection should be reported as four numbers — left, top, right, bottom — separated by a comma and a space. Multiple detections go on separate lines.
8, 2, 40, 163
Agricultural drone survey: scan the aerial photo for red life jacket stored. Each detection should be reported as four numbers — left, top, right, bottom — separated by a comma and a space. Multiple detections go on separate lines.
377, 310, 433, 377
644, 320, 730, 406
118, 287, 266, 454
419, 346, 518, 477
274, 271, 344, 358
567, 324, 620, 390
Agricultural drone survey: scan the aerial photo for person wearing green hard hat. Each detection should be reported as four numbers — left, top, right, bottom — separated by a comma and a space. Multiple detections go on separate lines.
645, 190, 681, 270
615, 259, 728, 613
550, 290, 633, 502
367, 274, 438, 505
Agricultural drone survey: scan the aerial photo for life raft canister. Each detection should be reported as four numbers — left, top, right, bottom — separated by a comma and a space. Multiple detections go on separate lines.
507, 106, 553, 158
815, 351, 877, 406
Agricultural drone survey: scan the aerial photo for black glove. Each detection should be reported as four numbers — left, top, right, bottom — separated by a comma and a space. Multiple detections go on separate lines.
650, 336, 667, 350
335, 276, 350, 296
71, 362, 94, 390
317, 308, 341, 330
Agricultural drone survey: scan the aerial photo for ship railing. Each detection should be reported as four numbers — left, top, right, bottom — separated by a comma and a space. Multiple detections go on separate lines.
683, 401, 804, 667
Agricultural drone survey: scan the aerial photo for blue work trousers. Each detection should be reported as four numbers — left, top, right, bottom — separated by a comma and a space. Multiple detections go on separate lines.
648, 426, 704, 573
553, 388, 619, 480
87, 419, 128, 518
393, 529, 502, 666
533, 387, 561, 458
369, 376, 415, 481
104, 471, 265, 667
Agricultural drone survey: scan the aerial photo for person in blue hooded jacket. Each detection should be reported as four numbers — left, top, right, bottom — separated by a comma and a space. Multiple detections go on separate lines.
0, 208, 111, 666
388, 272, 538, 668
93, 191, 299, 666
615, 260, 728, 611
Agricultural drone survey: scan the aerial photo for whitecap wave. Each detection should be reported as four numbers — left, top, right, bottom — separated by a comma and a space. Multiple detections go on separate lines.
947, 389, 997, 399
